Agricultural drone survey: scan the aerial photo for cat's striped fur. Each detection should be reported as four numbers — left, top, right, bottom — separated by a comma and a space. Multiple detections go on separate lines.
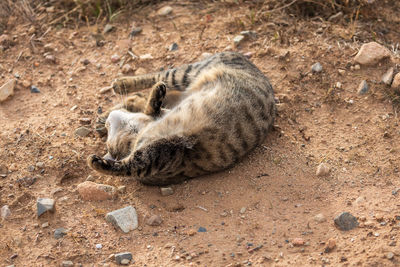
88, 52, 276, 185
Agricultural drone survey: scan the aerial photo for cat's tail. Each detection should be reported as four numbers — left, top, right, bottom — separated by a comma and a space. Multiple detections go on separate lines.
112, 63, 198, 95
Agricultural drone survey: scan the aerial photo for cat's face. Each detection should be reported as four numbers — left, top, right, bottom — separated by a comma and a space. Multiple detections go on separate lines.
104, 110, 152, 161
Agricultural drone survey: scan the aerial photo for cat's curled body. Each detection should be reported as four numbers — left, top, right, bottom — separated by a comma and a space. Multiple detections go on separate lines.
88, 52, 276, 185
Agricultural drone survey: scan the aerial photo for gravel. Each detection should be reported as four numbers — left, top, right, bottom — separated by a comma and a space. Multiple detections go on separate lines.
311, 62, 323, 73
357, 80, 369, 95
75, 127, 91, 137
1, 205, 11, 219
54, 227, 68, 239
160, 187, 174, 196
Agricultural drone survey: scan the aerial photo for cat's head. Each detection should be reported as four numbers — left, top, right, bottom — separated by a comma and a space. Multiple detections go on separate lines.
103, 110, 152, 161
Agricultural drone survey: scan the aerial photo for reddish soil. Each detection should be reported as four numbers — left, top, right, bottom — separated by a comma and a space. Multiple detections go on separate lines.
1, 1, 400, 266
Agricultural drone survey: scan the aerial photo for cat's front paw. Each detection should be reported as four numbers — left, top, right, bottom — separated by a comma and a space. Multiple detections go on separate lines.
87, 154, 113, 172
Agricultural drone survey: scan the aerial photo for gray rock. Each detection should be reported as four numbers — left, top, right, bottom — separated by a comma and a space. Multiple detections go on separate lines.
334, 212, 359, 231
169, 42, 178, 51
382, 67, 394, 85
106, 206, 138, 233
1, 205, 11, 219
75, 127, 91, 137
37, 198, 55, 217
54, 228, 68, 239
0, 79, 15, 102
160, 187, 174, 196
311, 62, 323, 73
16, 176, 37, 187
103, 24, 114, 34
115, 252, 132, 265
357, 80, 369, 95
62, 260, 74, 267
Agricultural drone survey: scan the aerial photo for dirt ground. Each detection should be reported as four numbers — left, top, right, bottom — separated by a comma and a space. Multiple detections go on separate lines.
1, 1, 400, 266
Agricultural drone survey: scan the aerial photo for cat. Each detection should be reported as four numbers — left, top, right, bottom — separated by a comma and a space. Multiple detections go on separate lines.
88, 52, 276, 185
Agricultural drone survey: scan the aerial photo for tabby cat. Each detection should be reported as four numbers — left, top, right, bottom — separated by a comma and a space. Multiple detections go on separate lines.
88, 52, 276, 185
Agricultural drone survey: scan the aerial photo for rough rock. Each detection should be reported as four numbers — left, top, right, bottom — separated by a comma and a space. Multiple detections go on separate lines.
45, 54, 56, 63
157, 6, 173, 16
106, 206, 138, 233
334, 212, 359, 231
357, 80, 369, 95
146, 215, 162, 226
77, 181, 116, 201
311, 62, 323, 73
316, 163, 329, 177
16, 176, 37, 187
75, 127, 91, 137
387, 252, 394, 260
1, 205, 11, 219
0, 79, 15, 102
54, 227, 68, 239
37, 198, 55, 217
354, 42, 391, 65
314, 213, 326, 223
392, 73, 400, 89
160, 187, 174, 196
198, 226, 207, 232
115, 252, 132, 265
382, 67, 394, 85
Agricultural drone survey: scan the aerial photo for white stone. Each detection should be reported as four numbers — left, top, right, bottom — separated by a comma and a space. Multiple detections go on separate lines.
314, 213, 326, 223
354, 42, 391, 65
106, 206, 138, 233
1, 205, 11, 219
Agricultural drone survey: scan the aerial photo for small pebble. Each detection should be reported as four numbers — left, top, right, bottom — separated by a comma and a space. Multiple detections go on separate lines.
355, 196, 365, 205
115, 252, 133, 265
316, 163, 329, 177
311, 62, 323, 73
239, 207, 246, 214
335, 82, 342, 89
169, 42, 178, 51
1, 205, 11, 219
111, 54, 120, 63
338, 69, 346, 75
354, 42, 390, 65
81, 58, 90, 65
62, 261, 74, 267
41, 222, 49, 228
121, 64, 133, 74
382, 67, 394, 85
45, 54, 56, 63
160, 187, 174, 196
75, 127, 91, 137
324, 238, 336, 252
157, 6, 173, 16
54, 228, 68, 239
233, 35, 245, 46
198, 227, 207, 232
392, 73, 400, 89
314, 213, 326, 223
130, 26, 142, 37
77, 181, 116, 201
292, 238, 305, 246
354, 64, 361, 70
96, 243, 103, 249
146, 215, 163, 226
117, 185, 126, 193
387, 252, 394, 260
30, 85, 40, 93
103, 24, 114, 34
37, 198, 55, 217
357, 80, 369, 95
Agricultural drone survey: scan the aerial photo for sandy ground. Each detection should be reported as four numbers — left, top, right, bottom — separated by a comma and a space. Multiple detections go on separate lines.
1, 1, 400, 266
